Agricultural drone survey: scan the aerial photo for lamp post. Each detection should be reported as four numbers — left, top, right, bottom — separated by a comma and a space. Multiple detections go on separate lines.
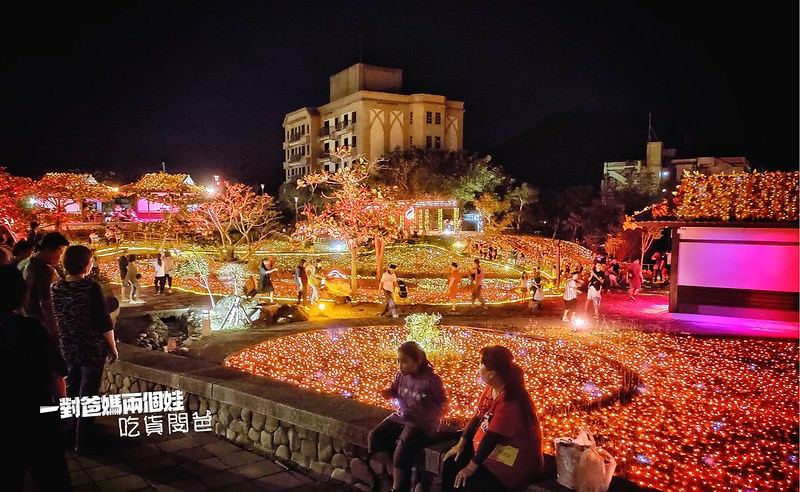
260, 183, 265, 195
294, 196, 299, 225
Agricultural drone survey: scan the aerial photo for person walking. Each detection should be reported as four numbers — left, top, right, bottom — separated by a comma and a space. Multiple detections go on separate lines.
258, 258, 277, 303
529, 268, 544, 313
306, 259, 321, 304
21, 232, 70, 340
124, 254, 142, 303
294, 259, 308, 304
163, 250, 175, 292
584, 262, 605, 319
118, 254, 129, 298
52, 245, 118, 455
471, 259, 486, 310
628, 259, 643, 300
562, 272, 579, 322
153, 254, 166, 295
379, 264, 399, 318
446, 262, 461, 312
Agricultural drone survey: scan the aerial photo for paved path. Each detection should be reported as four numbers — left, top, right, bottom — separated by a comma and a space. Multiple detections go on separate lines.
25, 418, 347, 491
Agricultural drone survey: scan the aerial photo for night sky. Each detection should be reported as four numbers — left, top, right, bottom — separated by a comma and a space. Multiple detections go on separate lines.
1, 1, 796, 192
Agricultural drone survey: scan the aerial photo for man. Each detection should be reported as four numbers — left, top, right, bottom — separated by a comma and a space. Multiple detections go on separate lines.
10, 240, 35, 268
21, 232, 69, 339
584, 262, 605, 319
471, 259, 486, 310
379, 264, 399, 318
26, 221, 42, 247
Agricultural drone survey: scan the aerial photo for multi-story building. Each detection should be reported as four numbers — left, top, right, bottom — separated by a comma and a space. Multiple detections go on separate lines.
282, 63, 464, 182
601, 140, 750, 197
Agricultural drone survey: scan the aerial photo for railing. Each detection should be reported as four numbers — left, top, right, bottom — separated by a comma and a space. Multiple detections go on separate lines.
289, 133, 303, 142
319, 126, 330, 137
288, 154, 304, 163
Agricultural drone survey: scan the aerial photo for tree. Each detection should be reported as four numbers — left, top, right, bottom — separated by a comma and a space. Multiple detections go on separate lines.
0, 168, 34, 230
172, 253, 216, 307
296, 159, 402, 292
196, 183, 281, 259
33, 173, 117, 230
623, 216, 664, 263
448, 155, 507, 204
473, 192, 513, 234
507, 183, 538, 231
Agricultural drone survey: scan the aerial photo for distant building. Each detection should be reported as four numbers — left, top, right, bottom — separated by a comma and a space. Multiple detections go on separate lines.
282, 63, 465, 182
601, 140, 750, 196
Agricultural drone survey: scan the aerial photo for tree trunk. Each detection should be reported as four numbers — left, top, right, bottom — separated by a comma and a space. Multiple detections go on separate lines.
374, 237, 385, 282
551, 219, 560, 239
516, 203, 524, 231
348, 239, 358, 293
202, 277, 216, 308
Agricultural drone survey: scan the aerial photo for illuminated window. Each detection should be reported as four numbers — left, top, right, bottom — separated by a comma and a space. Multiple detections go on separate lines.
435, 136, 441, 149
426, 112, 432, 124
435, 112, 441, 125
426, 136, 432, 148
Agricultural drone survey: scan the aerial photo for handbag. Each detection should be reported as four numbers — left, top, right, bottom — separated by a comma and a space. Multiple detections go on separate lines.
554, 429, 596, 489
575, 447, 616, 492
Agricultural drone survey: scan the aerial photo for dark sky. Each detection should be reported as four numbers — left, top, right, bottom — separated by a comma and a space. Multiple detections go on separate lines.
1, 1, 796, 192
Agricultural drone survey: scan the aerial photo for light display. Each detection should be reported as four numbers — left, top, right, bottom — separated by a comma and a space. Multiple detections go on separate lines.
670, 171, 799, 222
225, 324, 799, 491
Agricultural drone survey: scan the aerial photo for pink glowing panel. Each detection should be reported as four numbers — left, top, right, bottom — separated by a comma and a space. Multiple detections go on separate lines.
677, 227, 799, 292
136, 197, 175, 213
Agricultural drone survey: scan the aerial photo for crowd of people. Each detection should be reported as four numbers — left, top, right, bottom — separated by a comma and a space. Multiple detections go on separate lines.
2, 231, 118, 490
369, 342, 544, 492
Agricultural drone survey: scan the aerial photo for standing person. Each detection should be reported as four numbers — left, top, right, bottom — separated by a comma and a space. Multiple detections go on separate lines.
258, 258, 277, 303
529, 268, 544, 313
153, 254, 166, 295
10, 239, 35, 268
651, 251, 664, 283
21, 232, 70, 340
628, 259, 643, 300
163, 250, 175, 293
1, 265, 71, 491
471, 259, 486, 310
369, 341, 447, 492
562, 272, 579, 322
306, 259, 320, 304
118, 255, 129, 298
379, 264, 399, 318
584, 262, 605, 319
519, 271, 530, 292
441, 346, 544, 492
125, 254, 142, 303
608, 258, 621, 288
446, 262, 461, 312
26, 221, 41, 247
294, 259, 307, 304
52, 245, 118, 455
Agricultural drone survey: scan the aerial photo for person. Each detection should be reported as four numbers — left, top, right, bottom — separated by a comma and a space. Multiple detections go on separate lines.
118, 254, 129, 297
21, 232, 70, 340
628, 259, 643, 300
446, 262, 461, 312
1, 265, 71, 491
163, 250, 175, 292
471, 259, 486, 310
584, 262, 605, 319
562, 272, 579, 322
258, 258, 277, 303
608, 258, 621, 288
306, 258, 321, 304
52, 245, 118, 455
294, 259, 307, 304
379, 264, 399, 318
26, 221, 41, 247
519, 271, 530, 292
11, 240, 35, 268
442, 346, 543, 492
529, 268, 543, 312
651, 251, 664, 283
369, 341, 447, 492
153, 253, 166, 295
125, 254, 142, 303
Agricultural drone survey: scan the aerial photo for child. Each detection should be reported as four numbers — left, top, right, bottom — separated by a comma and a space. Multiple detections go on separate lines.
562, 272, 579, 322
369, 341, 447, 492
446, 262, 460, 312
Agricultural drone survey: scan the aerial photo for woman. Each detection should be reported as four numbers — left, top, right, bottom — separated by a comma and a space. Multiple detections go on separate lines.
294, 259, 307, 304
628, 258, 643, 300
446, 262, 460, 312
52, 245, 118, 455
529, 268, 543, 312
259, 258, 277, 303
163, 250, 175, 292
125, 254, 141, 303
442, 346, 543, 491
153, 254, 166, 295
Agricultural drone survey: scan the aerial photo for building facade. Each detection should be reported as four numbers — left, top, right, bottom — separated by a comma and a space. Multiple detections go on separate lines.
282, 63, 465, 182
601, 141, 750, 197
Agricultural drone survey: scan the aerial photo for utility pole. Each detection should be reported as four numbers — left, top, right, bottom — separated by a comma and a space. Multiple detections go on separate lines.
162, 161, 166, 173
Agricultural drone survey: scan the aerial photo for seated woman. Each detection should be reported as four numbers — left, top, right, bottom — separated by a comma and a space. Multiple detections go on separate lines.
442, 345, 544, 492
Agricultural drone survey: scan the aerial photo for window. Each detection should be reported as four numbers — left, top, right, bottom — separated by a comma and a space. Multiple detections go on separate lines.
435, 112, 441, 125
324, 142, 330, 151
344, 138, 349, 147
352, 111, 357, 123
409, 136, 413, 147
324, 120, 330, 128
410, 112, 413, 124
435, 136, 441, 149
352, 136, 357, 148
343, 114, 348, 125
426, 136, 432, 148
426, 112, 432, 124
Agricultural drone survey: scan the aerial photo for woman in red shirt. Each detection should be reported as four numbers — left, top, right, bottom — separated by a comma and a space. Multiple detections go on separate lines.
442, 345, 544, 491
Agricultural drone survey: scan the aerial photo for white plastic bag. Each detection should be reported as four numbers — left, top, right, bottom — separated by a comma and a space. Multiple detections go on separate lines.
575, 447, 616, 492
554, 429, 596, 489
